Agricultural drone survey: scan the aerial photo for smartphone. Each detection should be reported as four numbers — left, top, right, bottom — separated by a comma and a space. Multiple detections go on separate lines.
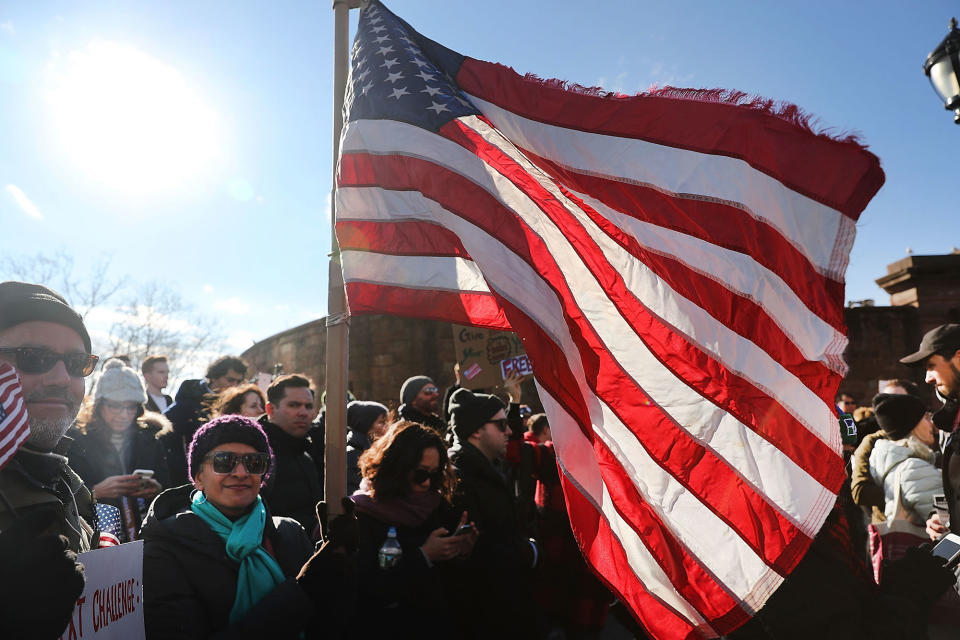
133, 469, 154, 479
454, 523, 475, 536
932, 532, 960, 569
934, 495, 951, 529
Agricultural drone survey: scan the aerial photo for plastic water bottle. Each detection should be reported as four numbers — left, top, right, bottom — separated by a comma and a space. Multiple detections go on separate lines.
378, 526, 402, 569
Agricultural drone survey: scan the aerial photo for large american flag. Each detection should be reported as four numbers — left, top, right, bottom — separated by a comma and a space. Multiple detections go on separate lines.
335, 2, 884, 637
0, 363, 30, 471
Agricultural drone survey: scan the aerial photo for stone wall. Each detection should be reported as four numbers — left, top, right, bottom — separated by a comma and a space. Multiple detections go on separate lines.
242, 314, 459, 412
840, 305, 928, 406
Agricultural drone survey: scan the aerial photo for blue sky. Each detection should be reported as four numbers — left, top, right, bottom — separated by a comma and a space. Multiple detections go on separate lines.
1, 1, 957, 378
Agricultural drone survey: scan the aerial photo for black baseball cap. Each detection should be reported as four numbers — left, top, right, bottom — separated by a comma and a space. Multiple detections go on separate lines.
899, 324, 960, 366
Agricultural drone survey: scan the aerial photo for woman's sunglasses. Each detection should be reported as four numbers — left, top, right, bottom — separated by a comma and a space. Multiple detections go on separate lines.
205, 451, 270, 475
411, 467, 445, 486
0, 347, 99, 377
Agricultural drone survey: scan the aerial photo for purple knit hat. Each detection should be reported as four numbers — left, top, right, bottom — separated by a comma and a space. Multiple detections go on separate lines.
187, 415, 274, 484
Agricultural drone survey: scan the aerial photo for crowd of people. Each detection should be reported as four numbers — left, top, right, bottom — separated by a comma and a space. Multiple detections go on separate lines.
0, 279, 959, 639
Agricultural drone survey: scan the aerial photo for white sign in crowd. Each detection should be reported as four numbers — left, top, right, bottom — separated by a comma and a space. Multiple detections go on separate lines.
59, 541, 145, 640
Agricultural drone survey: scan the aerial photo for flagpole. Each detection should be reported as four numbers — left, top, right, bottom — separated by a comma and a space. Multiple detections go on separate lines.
325, 0, 362, 516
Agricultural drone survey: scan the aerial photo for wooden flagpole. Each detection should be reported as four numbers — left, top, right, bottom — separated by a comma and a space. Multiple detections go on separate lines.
325, 0, 364, 516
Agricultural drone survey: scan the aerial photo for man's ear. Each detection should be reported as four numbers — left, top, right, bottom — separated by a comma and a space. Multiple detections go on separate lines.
265, 402, 275, 419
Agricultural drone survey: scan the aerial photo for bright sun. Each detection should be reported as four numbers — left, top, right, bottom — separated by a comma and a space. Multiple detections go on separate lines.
45, 41, 222, 194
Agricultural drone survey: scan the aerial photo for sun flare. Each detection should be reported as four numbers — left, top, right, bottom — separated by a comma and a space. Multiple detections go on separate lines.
45, 41, 222, 194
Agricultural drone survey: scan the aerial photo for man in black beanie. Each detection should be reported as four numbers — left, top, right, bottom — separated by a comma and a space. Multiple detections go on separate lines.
396, 374, 445, 434
0, 281, 94, 637
447, 387, 538, 638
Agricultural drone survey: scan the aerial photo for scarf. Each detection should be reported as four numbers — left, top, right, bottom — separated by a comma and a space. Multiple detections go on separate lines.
190, 492, 286, 623
351, 478, 441, 528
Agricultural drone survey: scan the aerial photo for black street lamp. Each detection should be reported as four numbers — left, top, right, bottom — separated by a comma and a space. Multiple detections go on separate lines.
924, 17, 960, 124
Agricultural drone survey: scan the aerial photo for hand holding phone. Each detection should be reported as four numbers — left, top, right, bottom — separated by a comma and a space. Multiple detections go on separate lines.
931, 532, 960, 570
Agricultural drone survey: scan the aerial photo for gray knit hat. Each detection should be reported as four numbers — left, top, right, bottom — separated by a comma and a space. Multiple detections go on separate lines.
94, 358, 147, 404
400, 375, 434, 405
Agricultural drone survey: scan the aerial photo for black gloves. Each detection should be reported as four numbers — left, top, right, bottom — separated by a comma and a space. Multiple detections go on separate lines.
315, 497, 359, 554
0, 508, 86, 639
880, 544, 957, 607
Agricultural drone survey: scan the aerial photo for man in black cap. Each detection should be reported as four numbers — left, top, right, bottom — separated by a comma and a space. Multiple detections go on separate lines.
901, 325, 960, 542
396, 374, 445, 434
447, 387, 537, 638
0, 281, 94, 637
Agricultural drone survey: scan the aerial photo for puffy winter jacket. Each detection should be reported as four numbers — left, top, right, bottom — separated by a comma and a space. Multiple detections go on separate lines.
868, 436, 943, 525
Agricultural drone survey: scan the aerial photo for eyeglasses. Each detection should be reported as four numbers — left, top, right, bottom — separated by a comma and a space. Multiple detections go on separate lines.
0, 347, 99, 377
205, 451, 270, 475
419, 386, 439, 395
486, 418, 509, 432
103, 400, 140, 413
410, 467, 445, 486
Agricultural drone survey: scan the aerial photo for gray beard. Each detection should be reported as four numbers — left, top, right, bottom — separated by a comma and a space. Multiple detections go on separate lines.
26, 417, 73, 450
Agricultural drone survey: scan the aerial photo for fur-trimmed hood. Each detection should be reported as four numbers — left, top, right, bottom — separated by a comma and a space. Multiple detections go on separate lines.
141, 410, 174, 438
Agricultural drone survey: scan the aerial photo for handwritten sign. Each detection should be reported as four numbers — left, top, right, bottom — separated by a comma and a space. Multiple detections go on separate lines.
59, 541, 145, 640
451, 325, 528, 390
500, 355, 533, 379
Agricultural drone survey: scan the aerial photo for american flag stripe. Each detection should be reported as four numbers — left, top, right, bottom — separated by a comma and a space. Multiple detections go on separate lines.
339, 141, 843, 490
0, 363, 30, 472
454, 61, 883, 221
522, 152, 850, 334
337, 2, 884, 636
462, 92, 856, 277
447, 114, 843, 435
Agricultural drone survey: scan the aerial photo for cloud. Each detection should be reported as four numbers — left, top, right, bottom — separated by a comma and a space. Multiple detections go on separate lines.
202, 284, 214, 294
227, 330, 257, 350
5, 184, 44, 220
213, 296, 250, 314
0, 21, 13, 35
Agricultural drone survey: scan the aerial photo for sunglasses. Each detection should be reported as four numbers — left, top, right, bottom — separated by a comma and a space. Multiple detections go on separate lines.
411, 467, 445, 486
487, 418, 509, 432
103, 400, 140, 413
205, 451, 270, 475
0, 347, 99, 378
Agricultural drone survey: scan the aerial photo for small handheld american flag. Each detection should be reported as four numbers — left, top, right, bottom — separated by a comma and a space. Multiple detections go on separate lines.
0, 363, 30, 472
94, 503, 124, 547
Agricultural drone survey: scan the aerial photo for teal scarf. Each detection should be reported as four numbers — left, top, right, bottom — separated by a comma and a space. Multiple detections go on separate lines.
191, 492, 286, 623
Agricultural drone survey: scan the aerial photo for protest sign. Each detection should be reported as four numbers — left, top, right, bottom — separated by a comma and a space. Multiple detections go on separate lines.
451, 324, 527, 390
59, 541, 144, 640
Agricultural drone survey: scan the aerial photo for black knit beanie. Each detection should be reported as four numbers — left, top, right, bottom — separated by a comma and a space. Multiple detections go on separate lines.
0, 281, 92, 352
872, 393, 927, 441
188, 415, 273, 482
400, 375, 433, 405
347, 400, 388, 434
448, 387, 504, 442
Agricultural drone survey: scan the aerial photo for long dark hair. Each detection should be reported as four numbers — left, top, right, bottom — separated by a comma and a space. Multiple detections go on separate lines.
358, 421, 455, 502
